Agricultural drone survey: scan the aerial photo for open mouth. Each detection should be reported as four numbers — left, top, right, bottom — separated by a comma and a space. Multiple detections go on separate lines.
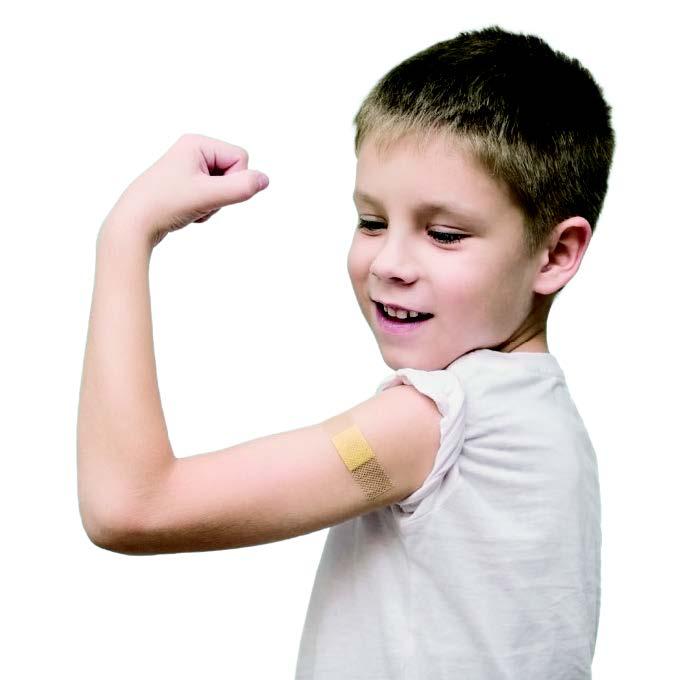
374, 301, 434, 324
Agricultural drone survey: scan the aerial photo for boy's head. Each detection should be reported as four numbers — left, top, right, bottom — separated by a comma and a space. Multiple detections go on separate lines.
347, 25, 615, 371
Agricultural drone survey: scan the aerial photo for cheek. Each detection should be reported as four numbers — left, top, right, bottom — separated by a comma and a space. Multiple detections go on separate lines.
346, 245, 359, 281
437, 262, 508, 325
346, 250, 363, 298
438, 262, 488, 306
346, 237, 370, 283
477, 262, 529, 325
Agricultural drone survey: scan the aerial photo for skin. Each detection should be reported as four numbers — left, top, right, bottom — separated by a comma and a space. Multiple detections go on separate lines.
347, 131, 592, 371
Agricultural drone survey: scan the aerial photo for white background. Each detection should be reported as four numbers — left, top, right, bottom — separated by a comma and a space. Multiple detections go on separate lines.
2, 0, 678, 677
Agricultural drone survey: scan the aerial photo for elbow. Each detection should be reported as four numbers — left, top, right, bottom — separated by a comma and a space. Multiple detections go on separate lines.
80, 509, 124, 553
79, 497, 151, 555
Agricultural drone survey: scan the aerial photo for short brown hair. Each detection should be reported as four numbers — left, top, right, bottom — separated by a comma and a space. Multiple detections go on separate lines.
353, 25, 616, 259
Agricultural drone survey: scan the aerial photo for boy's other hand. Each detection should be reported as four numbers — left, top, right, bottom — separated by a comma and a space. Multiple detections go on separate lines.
100, 133, 269, 248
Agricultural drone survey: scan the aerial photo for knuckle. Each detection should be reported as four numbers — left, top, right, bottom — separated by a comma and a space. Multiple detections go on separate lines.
235, 146, 249, 163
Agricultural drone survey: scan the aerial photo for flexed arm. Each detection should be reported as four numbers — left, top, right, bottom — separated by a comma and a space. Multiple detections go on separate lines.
77, 133, 269, 545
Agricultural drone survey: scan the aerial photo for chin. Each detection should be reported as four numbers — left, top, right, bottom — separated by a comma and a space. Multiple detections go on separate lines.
376, 346, 406, 371
377, 347, 429, 372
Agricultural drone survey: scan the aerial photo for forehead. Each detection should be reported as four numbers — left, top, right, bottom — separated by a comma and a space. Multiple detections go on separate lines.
354, 133, 522, 231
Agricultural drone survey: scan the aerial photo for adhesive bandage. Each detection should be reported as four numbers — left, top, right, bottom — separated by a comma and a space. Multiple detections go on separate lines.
322, 412, 395, 501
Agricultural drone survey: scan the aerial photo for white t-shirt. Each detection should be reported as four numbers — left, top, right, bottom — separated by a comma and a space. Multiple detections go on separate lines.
295, 348, 601, 679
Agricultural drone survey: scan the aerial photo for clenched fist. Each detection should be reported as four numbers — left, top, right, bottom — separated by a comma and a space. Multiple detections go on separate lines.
100, 133, 269, 248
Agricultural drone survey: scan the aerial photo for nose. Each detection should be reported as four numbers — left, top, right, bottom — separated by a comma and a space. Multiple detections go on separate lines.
369, 234, 419, 284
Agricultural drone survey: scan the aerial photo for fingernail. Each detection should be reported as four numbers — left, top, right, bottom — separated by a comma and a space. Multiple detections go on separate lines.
258, 174, 269, 190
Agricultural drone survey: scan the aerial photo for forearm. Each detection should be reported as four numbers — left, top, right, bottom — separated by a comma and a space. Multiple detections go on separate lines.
77, 222, 175, 541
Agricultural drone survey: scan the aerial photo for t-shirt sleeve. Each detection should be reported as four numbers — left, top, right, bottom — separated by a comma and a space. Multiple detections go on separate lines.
374, 367, 466, 515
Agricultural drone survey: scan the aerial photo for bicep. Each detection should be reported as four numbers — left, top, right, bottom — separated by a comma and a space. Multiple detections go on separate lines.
110, 384, 441, 554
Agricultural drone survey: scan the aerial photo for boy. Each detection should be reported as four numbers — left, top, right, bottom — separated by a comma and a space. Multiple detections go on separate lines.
77, 24, 614, 679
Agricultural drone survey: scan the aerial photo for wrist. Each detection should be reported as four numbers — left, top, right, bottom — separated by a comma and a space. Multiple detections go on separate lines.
97, 214, 157, 256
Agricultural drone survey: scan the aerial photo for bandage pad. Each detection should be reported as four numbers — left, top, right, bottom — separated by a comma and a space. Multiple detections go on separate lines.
322, 412, 395, 501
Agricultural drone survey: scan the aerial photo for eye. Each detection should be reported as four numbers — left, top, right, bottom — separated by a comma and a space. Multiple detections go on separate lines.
356, 218, 384, 231
356, 218, 469, 244
429, 230, 468, 244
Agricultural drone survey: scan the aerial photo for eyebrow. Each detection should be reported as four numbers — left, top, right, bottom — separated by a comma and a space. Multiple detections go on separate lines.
352, 190, 485, 226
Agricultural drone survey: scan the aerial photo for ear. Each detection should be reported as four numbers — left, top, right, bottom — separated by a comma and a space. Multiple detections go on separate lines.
533, 217, 592, 295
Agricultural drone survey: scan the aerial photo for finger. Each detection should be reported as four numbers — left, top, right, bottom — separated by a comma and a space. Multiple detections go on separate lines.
191, 134, 249, 176
200, 168, 269, 208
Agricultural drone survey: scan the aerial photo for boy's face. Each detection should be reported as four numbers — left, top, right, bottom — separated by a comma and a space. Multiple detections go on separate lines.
348, 132, 548, 371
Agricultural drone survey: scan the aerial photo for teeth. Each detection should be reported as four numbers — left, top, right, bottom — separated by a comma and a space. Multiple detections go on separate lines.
383, 304, 421, 319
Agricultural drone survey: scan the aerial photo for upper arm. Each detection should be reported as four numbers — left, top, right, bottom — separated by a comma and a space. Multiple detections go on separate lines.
108, 384, 441, 554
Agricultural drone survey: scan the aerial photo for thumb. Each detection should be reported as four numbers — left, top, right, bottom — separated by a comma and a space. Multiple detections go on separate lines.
202, 168, 269, 207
